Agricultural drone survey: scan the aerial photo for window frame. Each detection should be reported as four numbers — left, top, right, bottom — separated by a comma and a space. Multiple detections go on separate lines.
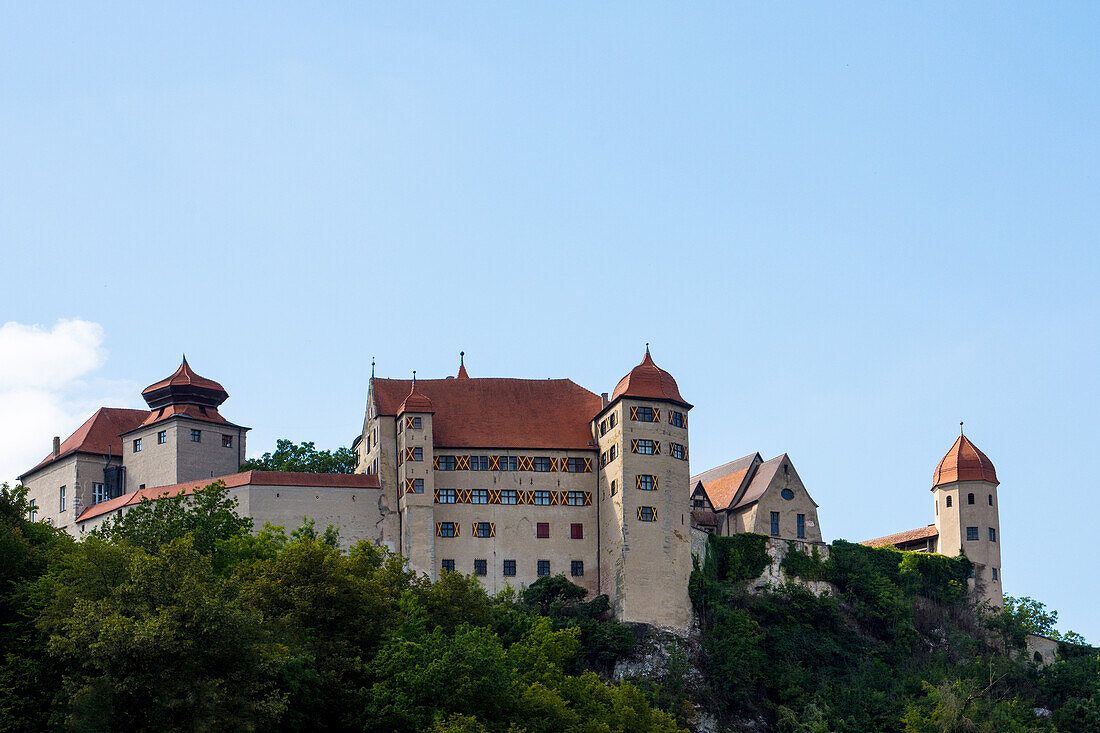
571, 560, 584, 577
770, 511, 780, 536
222, 434, 233, 448
473, 559, 487, 576
441, 559, 455, 573
536, 522, 550, 538
157, 430, 167, 445
133, 438, 142, 452
503, 559, 517, 576
966, 526, 979, 541
438, 489, 457, 504
190, 429, 202, 443
796, 513, 806, 539
537, 559, 550, 577
500, 489, 518, 505
570, 523, 583, 539
471, 489, 489, 504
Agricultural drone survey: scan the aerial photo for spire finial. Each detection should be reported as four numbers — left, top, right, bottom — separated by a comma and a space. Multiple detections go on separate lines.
460, 350, 464, 366
960, 421, 965, 436
412, 370, 417, 387
371, 357, 375, 379
645, 342, 650, 355
182, 353, 188, 365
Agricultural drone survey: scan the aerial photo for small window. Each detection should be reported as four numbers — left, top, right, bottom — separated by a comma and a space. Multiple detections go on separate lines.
93, 482, 108, 504
471, 489, 489, 504
988, 528, 996, 542
781, 488, 794, 500
503, 559, 516, 576
633, 439, 657, 455
59, 485, 66, 512
536, 522, 550, 538
609, 444, 618, 462
966, 526, 979, 541
190, 429, 201, 443
633, 406, 655, 422
571, 523, 583, 539
946, 495, 952, 508
470, 455, 489, 471
566, 491, 586, 506
797, 513, 806, 539
438, 456, 456, 471
441, 559, 455, 573
537, 560, 550, 576
532, 457, 551, 472
599, 419, 608, 437
669, 443, 686, 460
967, 492, 975, 505
475, 522, 493, 538
770, 511, 780, 536
637, 474, 656, 491
222, 434, 233, 448
29, 499, 37, 522
571, 560, 584, 577
437, 522, 457, 537
498, 456, 518, 471
133, 438, 142, 452
988, 494, 993, 506
473, 559, 487, 576
412, 416, 422, 429
638, 506, 656, 522
670, 411, 685, 428
157, 430, 167, 444
500, 489, 518, 505
533, 490, 552, 506
413, 478, 424, 493
413, 447, 423, 461
693, 498, 705, 508
609, 412, 617, 428
566, 457, 591, 473
610, 479, 617, 496
992, 567, 999, 580
438, 489, 457, 504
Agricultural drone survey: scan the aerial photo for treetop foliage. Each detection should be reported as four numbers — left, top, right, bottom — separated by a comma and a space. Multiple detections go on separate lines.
239, 439, 357, 474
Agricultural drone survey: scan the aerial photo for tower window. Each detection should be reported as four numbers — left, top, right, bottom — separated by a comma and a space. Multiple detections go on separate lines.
670, 410, 685, 428
610, 479, 617, 496
770, 511, 780, 536
571, 560, 584, 577
190, 429, 201, 443
413, 478, 424, 493
157, 430, 167, 444
441, 559, 455, 573
473, 559, 487, 576
637, 474, 656, 491
992, 568, 999, 580
412, 417, 422, 429
599, 419, 608, 436
536, 522, 549, 538
988, 528, 996, 542
413, 447, 423, 461
133, 438, 142, 452
946, 496, 952, 508
632, 406, 656, 422
988, 494, 993, 506
222, 434, 233, 448
632, 439, 657, 455
797, 513, 806, 539
638, 506, 656, 522
503, 559, 516, 576
609, 444, 617, 461
571, 523, 583, 539
967, 493, 975, 505
475, 522, 493, 538
436, 522, 457, 537
537, 560, 550, 576
609, 413, 617, 428
966, 526, 979, 541
670, 443, 687, 460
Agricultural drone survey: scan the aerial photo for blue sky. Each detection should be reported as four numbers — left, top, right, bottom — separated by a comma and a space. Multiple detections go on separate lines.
2, 4, 1098, 638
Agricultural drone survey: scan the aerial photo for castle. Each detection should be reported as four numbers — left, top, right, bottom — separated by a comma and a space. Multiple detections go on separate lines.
19, 351, 1004, 628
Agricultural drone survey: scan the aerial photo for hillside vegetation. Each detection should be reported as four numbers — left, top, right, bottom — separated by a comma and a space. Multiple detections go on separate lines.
1, 483, 1097, 732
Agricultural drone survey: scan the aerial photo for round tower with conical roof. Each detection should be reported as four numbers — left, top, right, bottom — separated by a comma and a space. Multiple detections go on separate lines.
932, 427, 1002, 608
593, 347, 693, 629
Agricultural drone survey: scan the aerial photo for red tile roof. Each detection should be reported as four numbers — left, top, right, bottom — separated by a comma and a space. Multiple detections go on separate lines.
76, 471, 381, 522
398, 381, 435, 415
142, 357, 227, 398
933, 434, 998, 487
862, 524, 939, 548
21, 407, 149, 479
731, 455, 786, 509
135, 403, 234, 429
372, 377, 603, 450
692, 454, 760, 511
611, 349, 691, 408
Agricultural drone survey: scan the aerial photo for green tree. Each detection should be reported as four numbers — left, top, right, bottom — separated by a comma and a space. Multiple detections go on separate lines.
240, 439, 356, 474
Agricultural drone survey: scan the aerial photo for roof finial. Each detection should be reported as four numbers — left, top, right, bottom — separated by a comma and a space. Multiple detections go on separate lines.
645, 342, 650, 355
182, 353, 188, 365
371, 357, 375, 379
412, 370, 417, 387
460, 350, 465, 366
960, 421, 965, 436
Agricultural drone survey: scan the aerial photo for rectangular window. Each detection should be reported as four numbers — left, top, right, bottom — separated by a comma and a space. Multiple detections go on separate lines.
413, 478, 424, 493
633, 439, 656, 455
988, 494, 993, 506
470, 455, 489, 471
438, 456, 456, 471
190, 429, 201, 443
412, 416, 422, 429
498, 456, 518, 471
566, 491, 586, 506
532, 457, 551, 472
600, 451, 607, 468
670, 443, 686, 460
537, 560, 550, 577
599, 419, 608, 436
437, 522, 457, 537
471, 489, 489, 504
438, 489, 457, 504
29, 499, 36, 522
59, 485, 66, 512
609, 412, 617, 428
133, 438, 142, 452
797, 513, 806, 539
571, 560, 584, 577
670, 410, 685, 428
157, 430, 167, 444
475, 522, 493, 538
222, 434, 233, 448
770, 511, 780, 536
992, 568, 999, 580
500, 489, 518, 505
633, 406, 656, 422
637, 474, 656, 491
93, 482, 108, 504
610, 479, 617, 496
503, 559, 516, 576
566, 457, 591, 473
474, 559, 487, 576
536, 522, 550, 538
693, 498, 705, 508
533, 490, 552, 506
966, 526, 979, 541
988, 528, 996, 542
571, 523, 583, 539
638, 506, 656, 522
413, 447, 423, 461
441, 559, 455, 573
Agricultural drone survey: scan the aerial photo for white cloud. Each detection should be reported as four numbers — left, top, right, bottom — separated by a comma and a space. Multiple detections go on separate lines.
0, 320, 133, 484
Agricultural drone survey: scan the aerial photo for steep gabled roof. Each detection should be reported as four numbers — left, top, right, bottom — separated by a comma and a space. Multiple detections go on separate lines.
731, 454, 786, 509
691, 453, 760, 512
20, 407, 149, 479
862, 525, 939, 549
372, 377, 603, 451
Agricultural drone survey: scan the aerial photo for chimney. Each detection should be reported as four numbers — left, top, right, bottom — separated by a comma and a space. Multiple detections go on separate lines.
52, 436, 60, 457
601, 392, 609, 408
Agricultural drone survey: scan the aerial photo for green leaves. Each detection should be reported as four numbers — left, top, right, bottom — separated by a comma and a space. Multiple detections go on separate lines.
239, 439, 357, 474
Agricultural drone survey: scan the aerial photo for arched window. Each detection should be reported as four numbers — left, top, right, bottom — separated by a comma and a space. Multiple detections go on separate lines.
946, 496, 952, 508
967, 493, 975, 505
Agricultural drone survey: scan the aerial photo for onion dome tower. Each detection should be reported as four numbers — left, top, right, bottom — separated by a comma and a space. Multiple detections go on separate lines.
932, 425, 1002, 608
141, 356, 229, 411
